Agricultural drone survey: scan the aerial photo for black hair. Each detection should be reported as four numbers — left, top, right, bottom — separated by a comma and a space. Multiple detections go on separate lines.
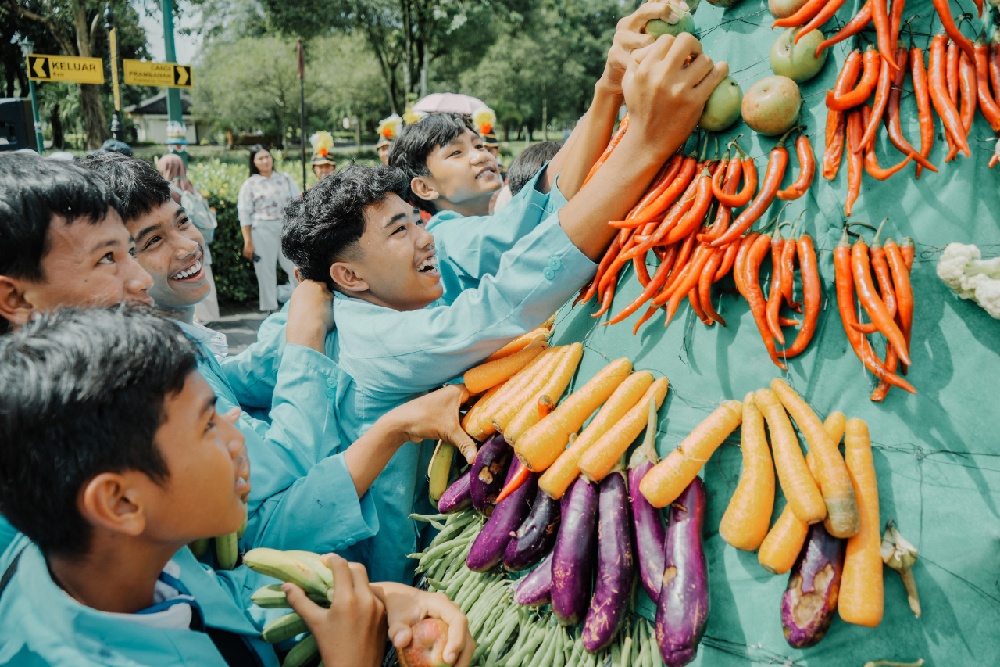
282, 163, 409, 289
388, 113, 477, 213
0, 306, 197, 556
249, 144, 270, 177
0, 153, 124, 333
80, 152, 172, 224
507, 141, 563, 196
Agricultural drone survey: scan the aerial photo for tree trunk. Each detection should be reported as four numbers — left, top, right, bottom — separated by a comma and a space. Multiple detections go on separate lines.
50, 102, 64, 149
79, 84, 108, 149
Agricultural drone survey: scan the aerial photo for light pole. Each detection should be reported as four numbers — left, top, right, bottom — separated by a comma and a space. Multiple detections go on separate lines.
104, 4, 125, 142
19, 38, 46, 153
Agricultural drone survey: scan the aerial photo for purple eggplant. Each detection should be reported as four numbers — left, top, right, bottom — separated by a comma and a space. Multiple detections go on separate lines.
438, 468, 473, 513
513, 553, 553, 607
466, 459, 537, 572
781, 523, 846, 648
628, 421, 666, 602
551, 475, 598, 626
469, 433, 512, 515
655, 477, 708, 667
582, 469, 635, 653
504, 487, 561, 571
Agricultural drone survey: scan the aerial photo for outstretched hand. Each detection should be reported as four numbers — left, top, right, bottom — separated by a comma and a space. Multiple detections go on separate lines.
602, 1, 692, 96
389, 384, 478, 463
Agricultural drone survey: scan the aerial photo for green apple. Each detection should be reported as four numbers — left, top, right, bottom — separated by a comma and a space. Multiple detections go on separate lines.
741, 75, 802, 136
770, 28, 828, 82
646, 12, 696, 37
699, 77, 743, 132
768, 0, 811, 19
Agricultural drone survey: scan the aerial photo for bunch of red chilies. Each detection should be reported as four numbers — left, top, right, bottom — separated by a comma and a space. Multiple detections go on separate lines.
576, 121, 820, 370
790, 0, 1000, 188
835, 221, 917, 401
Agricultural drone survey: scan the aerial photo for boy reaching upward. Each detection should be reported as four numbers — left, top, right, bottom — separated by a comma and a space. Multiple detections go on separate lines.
279, 32, 728, 582
0, 308, 473, 667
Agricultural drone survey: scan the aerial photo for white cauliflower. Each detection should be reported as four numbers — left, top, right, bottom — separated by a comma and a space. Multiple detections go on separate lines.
937, 242, 1000, 319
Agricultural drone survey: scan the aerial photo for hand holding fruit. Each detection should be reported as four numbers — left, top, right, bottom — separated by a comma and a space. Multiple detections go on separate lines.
622, 32, 729, 148
373, 584, 474, 667
283, 554, 388, 667
601, 1, 692, 96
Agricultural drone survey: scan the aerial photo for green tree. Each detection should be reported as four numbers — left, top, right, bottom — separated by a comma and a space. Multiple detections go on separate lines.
1, 0, 150, 149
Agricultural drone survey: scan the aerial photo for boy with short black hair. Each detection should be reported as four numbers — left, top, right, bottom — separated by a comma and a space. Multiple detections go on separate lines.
0, 307, 473, 667
80, 152, 477, 564
279, 31, 729, 583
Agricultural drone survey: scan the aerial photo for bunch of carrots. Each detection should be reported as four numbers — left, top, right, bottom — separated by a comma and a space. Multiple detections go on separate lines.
460, 332, 669, 500
576, 124, 820, 365
835, 221, 917, 401
639, 379, 884, 635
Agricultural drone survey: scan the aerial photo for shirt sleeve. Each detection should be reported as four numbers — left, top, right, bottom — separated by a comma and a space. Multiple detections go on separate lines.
237, 178, 254, 228
338, 211, 596, 397
219, 312, 288, 410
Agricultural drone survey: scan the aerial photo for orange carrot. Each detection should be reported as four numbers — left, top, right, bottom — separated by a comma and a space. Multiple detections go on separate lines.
771, 379, 860, 538
503, 343, 584, 443
484, 327, 550, 362
463, 344, 547, 395
758, 504, 810, 574
838, 418, 884, 627
515, 358, 633, 471
638, 399, 743, 508
753, 389, 826, 525
719, 393, 776, 551
464, 346, 563, 441
578, 378, 670, 482
460, 383, 502, 435
758, 413, 844, 573
538, 371, 655, 499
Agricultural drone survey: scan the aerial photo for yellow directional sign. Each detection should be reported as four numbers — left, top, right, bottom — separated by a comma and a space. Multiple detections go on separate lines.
26, 54, 105, 85
123, 60, 193, 89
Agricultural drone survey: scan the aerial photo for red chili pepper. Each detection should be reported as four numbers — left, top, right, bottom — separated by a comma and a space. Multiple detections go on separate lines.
780, 233, 800, 311
930, 0, 975, 63
991, 42, 1000, 107
853, 232, 897, 334
991, 154, 1000, 168
712, 145, 789, 247
845, 111, 865, 216
888, 0, 907, 56
713, 155, 757, 207
851, 239, 911, 365
834, 230, 916, 393
974, 43, 1000, 131
608, 242, 678, 325
714, 240, 741, 282
827, 48, 881, 111
948, 50, 977, 161
622, 169, 709, 260
698, 247, 727, 326
777, 134, 816, 200
885, 238, 914, 373
633, 254, 651, 287
772, 0, 826, 28
702, 157, 742, 242
688, 287, 712, 326
661, 167, 717, 246
928, 35, 970, 158
946, 39, 960, 107
779, 234, 821, 359
798, 0, 850, 45
815, 2, 872, 57
766, 233, 787, 344
872, 0, 898, 68
861, 106, 912, 179
735, 234, 787, 369
910, 47, 935, 178
886, 48, 938, 172
661, 245, 714, 328
577, 235, 622, 304
582, 115, 629, 187
858, 55, 892, 152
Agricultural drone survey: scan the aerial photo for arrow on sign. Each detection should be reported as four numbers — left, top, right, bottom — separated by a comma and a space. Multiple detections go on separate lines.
29, 56, 50, 79
174, 65, 190, 86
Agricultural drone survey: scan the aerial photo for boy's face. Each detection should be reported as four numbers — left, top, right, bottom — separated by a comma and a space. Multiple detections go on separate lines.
0, 210, 153, 327
142, 371, 249, 542
312, 162, 336, 180
334, 194, 443, 311
377, 144, 391, 166
418, 129, 502, 209
127, 200, 210, 311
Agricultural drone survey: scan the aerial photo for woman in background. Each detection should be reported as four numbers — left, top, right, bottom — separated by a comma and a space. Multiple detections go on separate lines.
237, 145, 300, 312
157, 154, 221, 323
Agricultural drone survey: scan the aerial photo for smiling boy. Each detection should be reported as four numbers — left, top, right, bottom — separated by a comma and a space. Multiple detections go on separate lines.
278, 32, 728, 582
0, 308, 474, 667
80, 152, 477, 564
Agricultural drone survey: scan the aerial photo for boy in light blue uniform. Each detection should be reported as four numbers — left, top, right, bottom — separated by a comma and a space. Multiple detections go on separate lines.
80, 152, 477, 561
278, 30, 729, 583
0, 308, 475, 667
